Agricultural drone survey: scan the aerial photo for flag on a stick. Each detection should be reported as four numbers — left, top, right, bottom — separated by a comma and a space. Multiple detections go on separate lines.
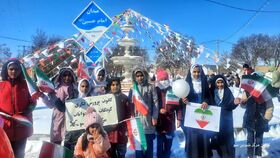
39, 141, 73, 158
126, 117, 147, 151
0, 112, 32, 127
77, 54, 90, 79
20, 64, 41, 100
166, 89, 180, 105
241, 74, 278, 104
34, 66, 55, 93
255, 84, 278, 104
132, 84, 149, 116
241, 75, 270, 98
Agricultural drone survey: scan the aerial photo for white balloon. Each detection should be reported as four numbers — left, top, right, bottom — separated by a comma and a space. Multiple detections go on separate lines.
172, 79, 190, 98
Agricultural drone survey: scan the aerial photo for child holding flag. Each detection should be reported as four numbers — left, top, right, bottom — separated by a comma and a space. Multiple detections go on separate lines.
155, 69, 182, 158
238, 71, 274, 158
74, 107, 111, 158
128, 68, 159, 158
50, 68, 78, 145
0, 59, 37, 158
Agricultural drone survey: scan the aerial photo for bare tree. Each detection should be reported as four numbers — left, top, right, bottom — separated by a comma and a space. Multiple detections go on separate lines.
47, 35, 63, 45
31, 29, 48, 52
155, 33, 198, 74
267, 34, 280, 69
231, 34, 271, 68
0, 44, 12, 71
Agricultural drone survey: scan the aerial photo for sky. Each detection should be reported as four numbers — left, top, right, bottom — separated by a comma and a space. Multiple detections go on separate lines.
0, 0, 280, 64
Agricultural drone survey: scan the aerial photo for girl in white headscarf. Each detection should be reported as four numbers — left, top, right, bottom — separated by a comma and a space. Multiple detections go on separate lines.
209, 75, 239, 158
181, 64, 211, 158
91, 66, 107, 95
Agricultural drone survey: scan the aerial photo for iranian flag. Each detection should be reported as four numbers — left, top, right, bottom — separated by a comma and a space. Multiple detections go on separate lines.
77, 54, 90, 79
0, 112, 32, 127
166, 89, 180, 105
132, 84, 149, 116
34, 66, 55, 93
126, 118, 147, 151
194, 108, 213, 128
241, 75, 270, 98
39, 141, 72, 158
20, 64, 41, 100
255, 84, 278, 104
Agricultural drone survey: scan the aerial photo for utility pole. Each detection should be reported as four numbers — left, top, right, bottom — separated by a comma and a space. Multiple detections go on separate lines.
18, 45, 31, 57
215, 39, 220, 73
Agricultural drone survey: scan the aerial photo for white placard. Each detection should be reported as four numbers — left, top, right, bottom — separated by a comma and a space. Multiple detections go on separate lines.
184, 102, 221, 132
65, 94, 117, 131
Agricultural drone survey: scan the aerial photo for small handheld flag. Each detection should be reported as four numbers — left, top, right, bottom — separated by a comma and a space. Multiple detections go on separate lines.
20, 64, 41, 100
34, 66, 55, 93
0, 112, 32, 127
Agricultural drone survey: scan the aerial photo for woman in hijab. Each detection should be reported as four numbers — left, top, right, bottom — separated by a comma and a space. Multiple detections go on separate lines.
181, 64, 211, 158
91, 66, 107, 95
0, 59, 36, 158
209, 75, 239, 158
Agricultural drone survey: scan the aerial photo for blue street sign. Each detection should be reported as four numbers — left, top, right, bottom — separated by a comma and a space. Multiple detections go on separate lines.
85, 46, 102, 64
73, 1, 113, 43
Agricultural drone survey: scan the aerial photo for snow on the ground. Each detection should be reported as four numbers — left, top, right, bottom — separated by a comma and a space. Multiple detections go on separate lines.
25, 97, 280, 158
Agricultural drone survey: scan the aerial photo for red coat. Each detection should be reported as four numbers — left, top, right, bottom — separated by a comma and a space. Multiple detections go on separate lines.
0, 80, 34, 141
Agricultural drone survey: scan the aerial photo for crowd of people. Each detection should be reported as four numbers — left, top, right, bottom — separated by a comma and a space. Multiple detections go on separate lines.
0, 58, 280, 158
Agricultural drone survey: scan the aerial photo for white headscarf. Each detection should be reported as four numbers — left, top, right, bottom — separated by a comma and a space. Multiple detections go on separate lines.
78, 78, 92, 98
91, 66, 107, 87
215, 77, 224, 101
190, 64, 202, 93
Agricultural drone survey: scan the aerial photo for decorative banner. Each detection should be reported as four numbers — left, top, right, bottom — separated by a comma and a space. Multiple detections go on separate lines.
85, 45, 102, 64
65, 94, 118, 131
184, 102, 221, 132
73, 1, 113, 43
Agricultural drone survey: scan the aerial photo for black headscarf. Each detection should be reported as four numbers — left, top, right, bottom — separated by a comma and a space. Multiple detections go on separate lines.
185, 64, 209, 103
209, 74, 235, 109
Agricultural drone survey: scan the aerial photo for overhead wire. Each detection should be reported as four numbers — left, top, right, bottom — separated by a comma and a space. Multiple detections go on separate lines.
203, 0, 280, 13
222, 0, 271, 42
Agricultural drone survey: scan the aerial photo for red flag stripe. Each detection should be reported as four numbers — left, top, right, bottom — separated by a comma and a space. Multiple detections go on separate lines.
126, 120, 136, 150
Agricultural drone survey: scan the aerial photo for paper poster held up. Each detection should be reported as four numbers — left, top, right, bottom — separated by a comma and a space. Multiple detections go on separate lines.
184, 102, 221, 132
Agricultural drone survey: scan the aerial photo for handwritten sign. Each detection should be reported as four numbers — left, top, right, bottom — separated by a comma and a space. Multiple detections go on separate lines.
65, 94, 118, 131
73, 1, 113, 43
184, 102, 221, 132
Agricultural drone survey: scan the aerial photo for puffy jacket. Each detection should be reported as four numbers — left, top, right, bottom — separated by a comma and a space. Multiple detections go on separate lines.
0, 80, 34, 141
74, 134, 111, 158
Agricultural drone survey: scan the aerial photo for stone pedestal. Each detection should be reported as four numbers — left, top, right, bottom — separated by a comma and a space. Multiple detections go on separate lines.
121, 81, 132, 94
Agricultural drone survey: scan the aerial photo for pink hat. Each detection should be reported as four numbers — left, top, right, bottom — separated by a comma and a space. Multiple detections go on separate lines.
156, 69, 169, 81
84, 107, 103, 129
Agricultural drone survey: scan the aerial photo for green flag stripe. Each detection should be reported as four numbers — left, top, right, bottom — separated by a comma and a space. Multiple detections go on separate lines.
136, 118, 147, 151
242, 75, 270, 86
